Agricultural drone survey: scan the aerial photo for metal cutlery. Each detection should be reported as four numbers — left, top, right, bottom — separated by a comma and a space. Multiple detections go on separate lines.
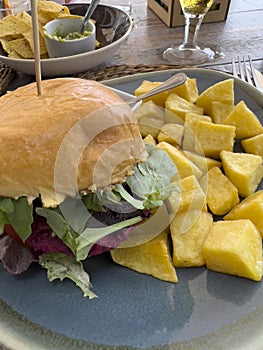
231, 56, 263, 92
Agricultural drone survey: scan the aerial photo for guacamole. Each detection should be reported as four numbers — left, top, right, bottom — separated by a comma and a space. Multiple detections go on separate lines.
45, 27, 92, 41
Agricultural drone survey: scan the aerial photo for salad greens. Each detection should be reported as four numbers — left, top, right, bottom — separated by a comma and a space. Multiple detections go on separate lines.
0, 197, 33, 241
39, 253, 97, 299
0, 145, 178, 297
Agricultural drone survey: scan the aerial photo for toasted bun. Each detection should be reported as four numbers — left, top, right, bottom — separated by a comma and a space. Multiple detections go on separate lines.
0, 78, 146, 207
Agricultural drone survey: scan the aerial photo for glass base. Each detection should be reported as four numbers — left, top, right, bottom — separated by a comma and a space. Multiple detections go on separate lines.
163, 42, 223, 66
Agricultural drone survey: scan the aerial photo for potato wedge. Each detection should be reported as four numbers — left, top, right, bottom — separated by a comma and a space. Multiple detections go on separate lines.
171, 211, 213, 267
202, 166, 239, 216
223, 101, 263, 139
224, 190, 263, 237
220, 150, 263, 197
195, 121, 236, 159
241, 133, 263, 158
203, 220, 263, 281
110, 231, 178, 282
195, 79, 234, 115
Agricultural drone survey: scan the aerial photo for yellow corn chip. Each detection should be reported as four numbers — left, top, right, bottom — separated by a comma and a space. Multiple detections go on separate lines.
37, 0, 70, 15
16, 11, 32, 26
0, 37, 22, 57
24, 31, 47, 55
9, 37, 34, 58
37, 11, 77, 26
4, 34, 23, 40
8, 50, 23, 58
0, 15, 31, 37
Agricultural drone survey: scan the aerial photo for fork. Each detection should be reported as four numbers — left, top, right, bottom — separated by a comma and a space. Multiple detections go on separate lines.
128, 72, 186, 108
231, 56, 262, 90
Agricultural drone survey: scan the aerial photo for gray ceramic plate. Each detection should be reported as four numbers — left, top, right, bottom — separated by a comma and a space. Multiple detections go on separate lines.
0, 68, 263, 350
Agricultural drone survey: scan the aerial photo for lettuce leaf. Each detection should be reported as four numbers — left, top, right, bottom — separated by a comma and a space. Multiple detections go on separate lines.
0, 197, 33, 242
75, 216, 142, 261
0, 198, 15, 213
114, 145, 177, 210
0, 145, 178, 297
35, 207, 77, 254
39, 252, 97, 299
36, 204, 142, 261
113, 184, 144, 209
81, 192, 107, 213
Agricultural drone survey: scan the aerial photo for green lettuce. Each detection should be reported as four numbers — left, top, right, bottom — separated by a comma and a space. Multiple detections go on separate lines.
36, 205, 142, 261
39, 252, 97, 299
0, 197, 33, 241
74, 216, 142, 261
125, 145, 177, 209
0, 145, 178, 297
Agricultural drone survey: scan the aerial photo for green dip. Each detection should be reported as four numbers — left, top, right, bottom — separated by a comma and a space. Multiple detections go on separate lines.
45, 27, 92, 41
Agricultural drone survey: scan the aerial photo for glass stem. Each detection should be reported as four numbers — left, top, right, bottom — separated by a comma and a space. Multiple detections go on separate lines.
182, 13, 205, 49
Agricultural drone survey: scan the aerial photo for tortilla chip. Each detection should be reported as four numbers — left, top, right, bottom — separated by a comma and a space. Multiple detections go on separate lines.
23, 31, 47, 55
4, 34, 23, 40
0, 15, 31, 37
37, 1, 70, 15
37, 12, 54, 26
8, 50, 23, 58
0, 38, 18, 57
9, 37, 34, 58
37, 10, 76, 26
16, 11, 32, 26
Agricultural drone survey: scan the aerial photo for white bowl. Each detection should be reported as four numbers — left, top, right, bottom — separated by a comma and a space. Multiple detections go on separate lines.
43, 18, 96, 58
0, 4, 132, 77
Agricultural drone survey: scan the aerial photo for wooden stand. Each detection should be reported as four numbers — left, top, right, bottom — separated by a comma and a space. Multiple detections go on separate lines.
147, 0, 231, 27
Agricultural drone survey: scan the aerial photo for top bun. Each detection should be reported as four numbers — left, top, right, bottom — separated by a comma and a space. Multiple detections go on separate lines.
0, 78, 146, 207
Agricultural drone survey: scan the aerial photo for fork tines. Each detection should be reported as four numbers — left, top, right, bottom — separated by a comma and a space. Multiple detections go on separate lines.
231, 56, 259, 88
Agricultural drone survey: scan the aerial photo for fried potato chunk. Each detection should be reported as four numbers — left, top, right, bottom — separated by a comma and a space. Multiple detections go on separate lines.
203, 220, 263, 281
195, 79, 234, 115
202, 166, 239, 216
224, 191, 263, 237
110, 231, 178, 282
220, 150, 263, 198
171, 211, 213, 267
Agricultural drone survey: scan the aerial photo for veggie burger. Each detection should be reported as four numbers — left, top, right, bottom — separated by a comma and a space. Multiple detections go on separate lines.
0, 78, 176, 298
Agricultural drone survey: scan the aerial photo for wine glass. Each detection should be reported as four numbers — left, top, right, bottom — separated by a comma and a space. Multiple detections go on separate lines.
163, 0, 222, 65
